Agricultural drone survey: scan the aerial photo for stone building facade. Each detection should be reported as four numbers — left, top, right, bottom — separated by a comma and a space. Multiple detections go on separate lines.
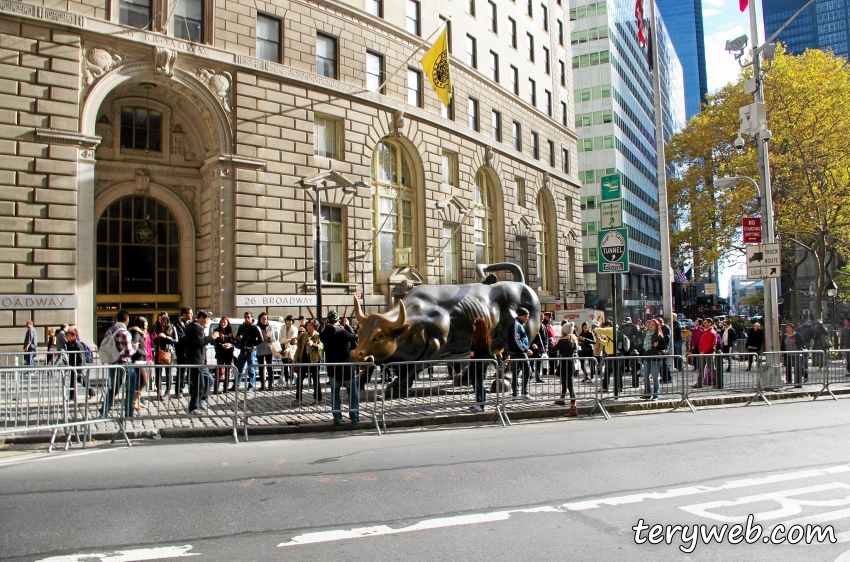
0, 0, 582, 346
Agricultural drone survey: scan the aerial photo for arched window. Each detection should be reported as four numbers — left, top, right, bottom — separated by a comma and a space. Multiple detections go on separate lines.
372, 140, 414, 276
536, 192, 552, 292
96, 196, 179, 295
473, 169, 495, 265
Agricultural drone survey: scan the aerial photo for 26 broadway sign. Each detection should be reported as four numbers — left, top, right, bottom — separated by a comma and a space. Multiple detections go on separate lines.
0, 294, 77, 310
597, 228, 630, 273
236, 295, 317, 308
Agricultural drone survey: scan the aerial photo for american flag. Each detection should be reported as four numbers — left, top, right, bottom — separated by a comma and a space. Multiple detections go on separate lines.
675, 268, 688, 284
635, 0, 646, 47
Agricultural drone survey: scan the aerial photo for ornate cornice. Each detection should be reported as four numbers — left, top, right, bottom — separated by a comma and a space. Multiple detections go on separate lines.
34, 129, 101, 149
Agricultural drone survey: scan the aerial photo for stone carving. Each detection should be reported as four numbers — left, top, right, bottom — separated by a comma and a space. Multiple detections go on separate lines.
197, 69, 232, 113
96, 115, 113, 148
164, 181, 197, 208
484, 146, 494, 166
135, 168, 150, 192
389, 110, 404, 136
171, 124, 197, 161
154, 46, 177, 77
542, 171, 550, 191
82, 48, 122, 86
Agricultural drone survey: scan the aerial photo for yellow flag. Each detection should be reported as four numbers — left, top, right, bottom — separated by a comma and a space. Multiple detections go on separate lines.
421, 28, 452, 107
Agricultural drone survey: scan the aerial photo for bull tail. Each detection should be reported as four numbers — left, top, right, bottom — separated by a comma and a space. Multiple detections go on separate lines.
475, 263, 525, 284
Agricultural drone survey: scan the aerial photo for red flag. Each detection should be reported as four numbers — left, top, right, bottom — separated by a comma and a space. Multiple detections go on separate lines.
740, 0, 748, 11
635, 0, 646, 47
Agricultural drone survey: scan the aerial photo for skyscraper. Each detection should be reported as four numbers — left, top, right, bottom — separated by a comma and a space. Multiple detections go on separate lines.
572, 0, 685, 320
763, 0, 847, 58
655, 0, 708, 120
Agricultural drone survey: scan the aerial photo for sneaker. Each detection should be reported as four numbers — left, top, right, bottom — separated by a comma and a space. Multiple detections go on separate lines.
247, 387, 255, 393
468, 405, 479, 412
521, 394, 530, 400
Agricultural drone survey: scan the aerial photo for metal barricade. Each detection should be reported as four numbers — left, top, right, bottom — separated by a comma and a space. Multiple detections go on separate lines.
378, 359, 502, 430
595, 354, 690, 418
827, 348, 850, 395
116, 362, 241, 443
0, 349, 100, 367
761, 350, 830, 403
501, 356, 599, 421
685, 352, 762, 405
235, 361, 381, 440
1, 364, 129, 451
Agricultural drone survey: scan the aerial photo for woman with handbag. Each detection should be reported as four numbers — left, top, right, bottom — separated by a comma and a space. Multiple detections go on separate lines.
642, 319, 666, 400
281, 315, 299, 389
553, 322, 579, 416
213, 316, 235, 393
255, 312, 277, 391
152, 312, 177, 400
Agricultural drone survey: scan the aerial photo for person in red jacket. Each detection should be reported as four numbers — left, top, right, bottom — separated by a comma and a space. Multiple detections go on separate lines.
697, 319, 718, 386
687, 318, 704, 387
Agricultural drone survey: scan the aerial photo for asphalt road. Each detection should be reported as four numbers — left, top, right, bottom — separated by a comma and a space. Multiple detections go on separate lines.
2, 399, 850, 562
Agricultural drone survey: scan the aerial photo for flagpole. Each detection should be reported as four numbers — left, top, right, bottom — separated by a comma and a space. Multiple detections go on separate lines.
647, 0, 675, 332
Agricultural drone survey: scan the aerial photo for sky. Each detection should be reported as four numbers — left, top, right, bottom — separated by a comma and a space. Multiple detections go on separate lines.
699, 0, 766, 298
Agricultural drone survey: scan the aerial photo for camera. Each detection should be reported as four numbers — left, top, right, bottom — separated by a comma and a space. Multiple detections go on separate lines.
734, 135, 746, 150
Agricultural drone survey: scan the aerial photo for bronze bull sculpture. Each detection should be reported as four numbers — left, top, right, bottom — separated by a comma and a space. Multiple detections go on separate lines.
351, 263, 541, 389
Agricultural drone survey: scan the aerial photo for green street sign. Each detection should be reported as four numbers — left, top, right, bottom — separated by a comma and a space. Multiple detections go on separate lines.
600, 199, 623, 229
600, 173, 622, 201
597, 227, 630, 273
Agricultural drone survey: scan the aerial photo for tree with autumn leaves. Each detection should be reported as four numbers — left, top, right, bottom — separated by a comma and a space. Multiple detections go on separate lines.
666, 46, 850, 319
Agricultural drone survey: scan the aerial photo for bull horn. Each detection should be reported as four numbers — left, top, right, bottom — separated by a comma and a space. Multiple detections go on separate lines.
389, 300, 407, 330
353, 295, 368, 324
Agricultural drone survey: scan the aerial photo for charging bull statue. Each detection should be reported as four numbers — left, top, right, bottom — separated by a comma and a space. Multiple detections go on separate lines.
351, 263, 540, 389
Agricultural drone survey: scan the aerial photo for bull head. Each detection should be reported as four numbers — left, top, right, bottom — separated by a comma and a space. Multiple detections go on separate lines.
350, 297, 410, 362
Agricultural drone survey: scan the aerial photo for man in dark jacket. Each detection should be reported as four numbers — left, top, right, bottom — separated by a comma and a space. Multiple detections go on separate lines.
721, 320, 737, 372
184, 310, 218, 413
672, 313, 683, 372
507, 307, 533, 399
22, 320, 37, 366
320, 310, 359, 423
174, 306, 192, 397
745, 323, 764, 371
233, 311, 263, 391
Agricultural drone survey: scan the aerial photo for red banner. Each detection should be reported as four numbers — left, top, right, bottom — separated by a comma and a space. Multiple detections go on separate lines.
743, 217, 761, 243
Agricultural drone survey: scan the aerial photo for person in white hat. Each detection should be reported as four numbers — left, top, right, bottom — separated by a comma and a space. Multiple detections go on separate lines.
552, 322, 579, 417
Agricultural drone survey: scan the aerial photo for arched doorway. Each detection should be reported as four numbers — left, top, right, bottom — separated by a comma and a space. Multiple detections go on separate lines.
95, 195, 181, 338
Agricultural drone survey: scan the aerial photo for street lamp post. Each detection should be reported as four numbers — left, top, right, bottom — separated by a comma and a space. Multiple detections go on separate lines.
827, 281, 839, 336
312, 180, 367, 321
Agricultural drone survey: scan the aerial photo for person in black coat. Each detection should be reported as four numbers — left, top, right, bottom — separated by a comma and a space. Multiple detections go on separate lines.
319, 310, 359, 423
184, 311, 218, 413
780, 323, 807, 387
745, 323, 764, 371
174, 306, 192, 397
552, 322, 579, 417
576, 322, 596, 381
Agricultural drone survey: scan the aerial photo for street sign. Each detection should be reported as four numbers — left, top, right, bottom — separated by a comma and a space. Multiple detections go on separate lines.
704, 283, 718, 296
600, 174, 622, 201
597, 228, 629, 273
746, 243, 781, 279
743, 217, 762, 243
600, 199, 623, 229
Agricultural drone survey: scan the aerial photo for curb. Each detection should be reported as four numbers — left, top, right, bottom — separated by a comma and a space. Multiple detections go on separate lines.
4, 387, 848, 445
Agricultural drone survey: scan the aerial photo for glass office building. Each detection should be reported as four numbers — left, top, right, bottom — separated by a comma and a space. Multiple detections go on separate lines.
763, 0, 848, 58
655, 0, 708, 120
572, 0, 685, 320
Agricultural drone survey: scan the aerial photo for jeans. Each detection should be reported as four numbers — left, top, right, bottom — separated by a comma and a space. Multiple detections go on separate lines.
102, 366, 136, 418
602, 357, 624, 395
280, 358, 293, 384
644, 358, 661, 399
188, 366, 210, 411
673, 341, 683, 371
509, 354, 530, 396
330, 377, 359, 422
472, 361, 487, 409
235, 349, 257, 388
23, 352, 35, 366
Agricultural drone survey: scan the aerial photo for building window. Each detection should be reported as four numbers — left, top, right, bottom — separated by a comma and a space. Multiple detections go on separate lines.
527, 33, 535, 61
366, 51, 384, 93
536, 192, 551, 291
474, 170, 495, 265
97, 196, 179, 295
545, 90, 552, 116
492, 110, 501, 141
531, 131, 539, 159
558, 19, 564, 45
442, 150, 457, 186
119, 0, 150, 28
407, 67, 422, 107
517, 236, 529, 281
467, 0, 476, 16
441, 98, 454, 120
562, 147, 570, 173
510, 65, 519, 95
509, 17, 517, 48
443, 223, 460, 284
440, 16, 453, 52
585, 271, 597, 291
541, 3, 548, 30
488, 0, 498, 32
174, 0, 203, 42
543, 46, 550, 73
490, 50, 499, 82
559, 60, 566, 86
313, 115, 340, 159
526, 0, 533, 17
320, 205, 344, 282
528, 78, 536, 105
561, 101, 568, 126
516, 176, 525, 206
257, 14, 281, 63
407, 0, 421, 35
466, 34, 477, 68
512, 121, 522, 150
120, 107, 161, 152
565, 195, 574, 222
372, 140, 414, 276
367, 0, 382, 18
548, 139, 555, 166
468, 97, 479, 131
316, 33, 337, 78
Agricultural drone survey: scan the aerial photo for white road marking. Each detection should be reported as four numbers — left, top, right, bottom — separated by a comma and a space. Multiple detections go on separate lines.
36, 545, 199, 561
0, 448, 121, 468
279, 463, 850, 547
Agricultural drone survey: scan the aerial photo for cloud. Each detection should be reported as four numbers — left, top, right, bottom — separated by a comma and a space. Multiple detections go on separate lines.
703, 8, 721, 17
702, 0, 727, 7
705, 25, 747, 92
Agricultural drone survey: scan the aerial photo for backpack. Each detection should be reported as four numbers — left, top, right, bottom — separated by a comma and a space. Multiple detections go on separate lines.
99, 329, 122, 364
617, 332, 631, 353
80, 341, 94, 364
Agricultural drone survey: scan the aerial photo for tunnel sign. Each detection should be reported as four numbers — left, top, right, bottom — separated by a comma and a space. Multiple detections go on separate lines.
597, 228, 630, 273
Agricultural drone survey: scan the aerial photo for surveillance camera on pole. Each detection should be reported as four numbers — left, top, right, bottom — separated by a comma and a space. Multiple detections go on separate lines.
725, 34, 748, 61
